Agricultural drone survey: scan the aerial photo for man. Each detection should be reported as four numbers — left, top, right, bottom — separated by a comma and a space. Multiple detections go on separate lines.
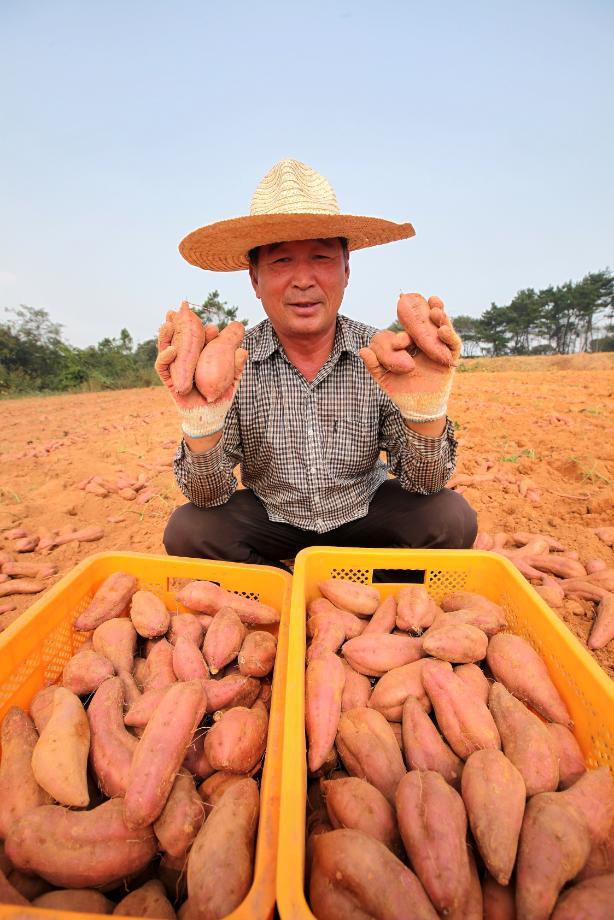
158, 159, 477, 568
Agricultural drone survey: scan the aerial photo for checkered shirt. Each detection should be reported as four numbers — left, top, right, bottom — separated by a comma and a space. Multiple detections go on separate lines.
173, 315, 458, 534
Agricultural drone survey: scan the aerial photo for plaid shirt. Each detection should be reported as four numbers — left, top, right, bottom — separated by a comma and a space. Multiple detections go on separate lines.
174, 315, 458, 534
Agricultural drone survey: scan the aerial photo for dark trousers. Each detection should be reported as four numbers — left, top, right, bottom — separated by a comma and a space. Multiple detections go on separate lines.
163, 480, 478, 571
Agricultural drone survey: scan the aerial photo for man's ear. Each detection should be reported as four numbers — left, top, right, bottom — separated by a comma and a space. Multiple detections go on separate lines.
248, 263, 260, 299
344, 256, 350, 288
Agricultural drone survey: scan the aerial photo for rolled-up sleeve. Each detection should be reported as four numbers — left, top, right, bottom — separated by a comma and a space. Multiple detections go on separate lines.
172, 403, 243, 507
382, 409, 458, 494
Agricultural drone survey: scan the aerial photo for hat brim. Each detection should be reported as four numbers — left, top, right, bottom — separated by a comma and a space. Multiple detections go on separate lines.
178, 213, 416, 272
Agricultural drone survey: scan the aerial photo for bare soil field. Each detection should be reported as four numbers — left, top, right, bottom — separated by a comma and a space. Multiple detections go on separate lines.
1, 352, 613, 677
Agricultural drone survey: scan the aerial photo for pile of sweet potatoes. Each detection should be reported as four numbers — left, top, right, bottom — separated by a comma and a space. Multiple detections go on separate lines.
304, 579, 614, 920
0, 572, 279, 919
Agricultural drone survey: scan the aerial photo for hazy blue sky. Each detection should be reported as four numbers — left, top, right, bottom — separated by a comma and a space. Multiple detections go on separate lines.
1, 1, 613, 347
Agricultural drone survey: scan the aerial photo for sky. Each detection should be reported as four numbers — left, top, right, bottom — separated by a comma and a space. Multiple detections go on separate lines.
1, 0, 613, 347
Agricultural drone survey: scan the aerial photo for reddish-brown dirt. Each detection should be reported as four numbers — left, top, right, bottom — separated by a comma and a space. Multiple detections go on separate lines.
1, 353, 613, 677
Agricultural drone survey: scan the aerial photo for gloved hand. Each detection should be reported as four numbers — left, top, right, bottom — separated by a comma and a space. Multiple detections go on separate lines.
359, 293, 461, 424
155, 301, 248, 439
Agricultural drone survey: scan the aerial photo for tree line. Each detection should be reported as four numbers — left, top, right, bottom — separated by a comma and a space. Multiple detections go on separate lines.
0, 293, 246, 395
1, 269, 612, 396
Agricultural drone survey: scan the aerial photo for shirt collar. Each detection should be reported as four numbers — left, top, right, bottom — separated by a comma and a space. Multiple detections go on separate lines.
249, 314, 361, 363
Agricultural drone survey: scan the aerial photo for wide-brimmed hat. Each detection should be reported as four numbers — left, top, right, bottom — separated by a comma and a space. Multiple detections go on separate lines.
178, 158, 416, 272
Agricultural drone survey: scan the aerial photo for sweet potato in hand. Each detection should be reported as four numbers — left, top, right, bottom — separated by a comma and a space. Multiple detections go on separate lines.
194, 321, 247, 403
158, 301, 206, 397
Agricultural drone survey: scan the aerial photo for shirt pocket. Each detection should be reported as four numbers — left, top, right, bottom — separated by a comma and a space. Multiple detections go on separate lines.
325, 417, 379, 478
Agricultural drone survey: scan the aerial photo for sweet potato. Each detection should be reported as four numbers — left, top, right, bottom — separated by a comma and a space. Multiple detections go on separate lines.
487, 632, 572, 726
5, 798, 157, 888
550, 873, 614, 920
340, 659, 372, 711
1, 561, 57, 578
74, 571, 138, 631
6, 867, 50, 900
395, 584, 439, 633
401, 694, 463, 787
367, 659, 430, 720
124, 686, 170, 728
546, 722, 586, 789
153, 769, 205, 860
182, 727, 215, 780
342, 632, 424, 676
306, 615, 346, 662
322, 776, 403, 856
0, 577, 45, 598
0, 707, 51, 839
306, 652, 346, 773
310, 827, 439, 920
62, 648, 115, 695
422, 622, 488, 663
31, 687, 90, 807
482, 874, 516, 920
454, 662, 490, 703
558, 767, 614, 845
204, 703, 268, 774
515, 792, 592, 920
186, 777, 259, 920
143, 638, 177, 691
113, 879, 176, 918
461, 749, 525, 884
194, 320, 245, 402
197, 771, 250, 816
362, 595, 397, 634
129, 590, 171, 638
488, 681, 559, 795
422, 659, 500, 759
464, 847, 483, 920
576, 822, 614, 881
28, 684, 58, 733
167, 612, 204, 646
123, 679, 208, 829
307, 597, 366, 638
336, 707, 406, 804
588, 596, 614, 650
164, 301, 207, 397
92, 617, 137, 674
441, 591, 505, 618
87, 676, 138, 797
202, 674, 261, 713
202, 605, 246, 674
176, 580, 280, 625
173, 635, 210, 681
237, 630, 277, 677
34, 889, 114, 913
427, 605, 506, 638
395, 769, 471, 914
318, 578, 380, 616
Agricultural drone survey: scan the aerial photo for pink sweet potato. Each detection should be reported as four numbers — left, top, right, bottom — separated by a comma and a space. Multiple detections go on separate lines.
422, 659, 500, 759
395, 584, 439, 633
487, 632, 572, 725
515, 792, 592, 920
306, 615, 346, 662
129, 589, 171, 638
202, 674, 260, 714
558, 767, 614, 845
153, 769, 205, 859
318, 578, 380, 616
182, 728, 215, 780
92, 617, 137, 674
62, 648, 115, 695
588, 595, 614, 650
336, 707, 406, 804
322, 776, 403, 856
306, 652, 345, 773
203, 606, 246, 674
461, 749, 526, 885
547, 722, 586, 789
576, 821, 614, 881
5, 798, 157, 888
123, 679, 208, 828
87, 676, 138, 797
0, 707, 51, 839
482, 874, 516, 920
173, 635, 210, 681
176, 581, 280, 625
367, 659, 430, 720
401, 694, 463, 788
142, 638, 177, 691
310, 827, 438, 920
342, 632, 424, 676
395, 769, 471, 914
307, 597, 365, 638
454, 662, 490, 703
237, 630, 277, 677
488, 681, 559, 795
0, 868, 29, 905
422, 622, 488, 663
340, 659, 372, 711
34, 889, 114, 914
550, 873, 614, 920
362, 595, 397, 634
167, 612, 204, 646
113, 879, 176, 919
203, 703, 268, 774
28, 684, 58, 733
194, 320, 245, 403
74, 571, 138, 631
164, 301, 207, 397
31, 687, 90, 807
197, 771, 250, 816
186, 777, 259, 920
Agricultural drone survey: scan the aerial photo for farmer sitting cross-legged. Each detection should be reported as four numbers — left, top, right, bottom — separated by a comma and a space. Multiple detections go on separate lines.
158, 159, 477, 570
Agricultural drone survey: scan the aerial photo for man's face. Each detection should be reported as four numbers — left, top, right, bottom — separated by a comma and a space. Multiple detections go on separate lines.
248, 238, 350, 341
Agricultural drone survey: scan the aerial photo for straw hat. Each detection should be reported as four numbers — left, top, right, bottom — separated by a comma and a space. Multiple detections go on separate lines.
178, 159, 416, 272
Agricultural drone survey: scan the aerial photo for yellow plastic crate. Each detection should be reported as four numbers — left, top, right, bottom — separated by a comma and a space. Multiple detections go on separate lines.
276, 546, 614, 920
0, 551, 292, 920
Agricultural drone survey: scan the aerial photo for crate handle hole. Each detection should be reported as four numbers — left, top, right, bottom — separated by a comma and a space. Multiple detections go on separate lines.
372, 568, 426, 585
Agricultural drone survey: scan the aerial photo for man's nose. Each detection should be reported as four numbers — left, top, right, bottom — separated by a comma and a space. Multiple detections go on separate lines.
291, 259, 316, 288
